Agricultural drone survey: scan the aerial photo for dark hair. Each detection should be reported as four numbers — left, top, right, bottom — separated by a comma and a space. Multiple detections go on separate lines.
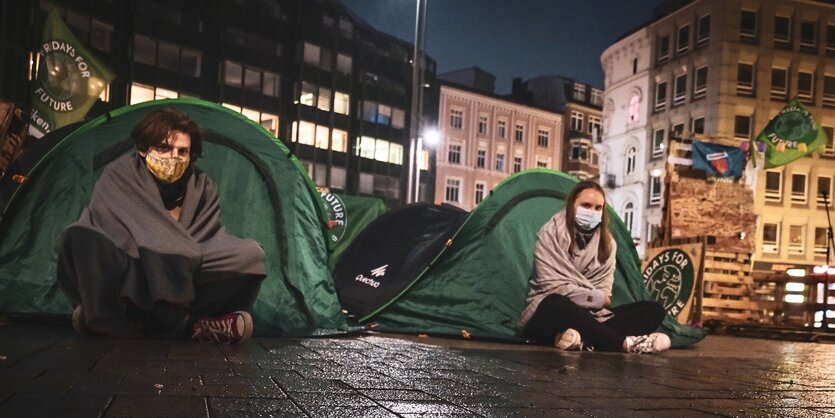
564, 180, 612, 263
131, 108, 202, 159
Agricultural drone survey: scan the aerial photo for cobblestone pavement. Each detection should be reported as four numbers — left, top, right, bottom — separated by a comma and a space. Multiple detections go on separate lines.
1, 321, 833, 417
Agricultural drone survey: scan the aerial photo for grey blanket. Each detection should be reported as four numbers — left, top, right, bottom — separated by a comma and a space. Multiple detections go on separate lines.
518, 209, 616, 330
58, 153, 266, 321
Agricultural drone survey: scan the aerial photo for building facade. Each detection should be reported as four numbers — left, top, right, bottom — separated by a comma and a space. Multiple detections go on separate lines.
600, 0, 835, 271
599, 27, 654, 254
0, 0, 438, 206
512, 76, 603, 182
435, 81, 563, 211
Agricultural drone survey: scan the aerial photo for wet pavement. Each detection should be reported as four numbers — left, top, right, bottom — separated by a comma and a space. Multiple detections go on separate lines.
1, 320, 834, 417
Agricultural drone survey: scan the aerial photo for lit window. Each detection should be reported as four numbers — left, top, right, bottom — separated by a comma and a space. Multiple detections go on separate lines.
334, 91, 350, 115
317, 87, 331, 112
296, 121, 315, 146
331, 129, 347, 152
628, 95, 640, 121
129, 83, 155, 105
300, 82, 316, 106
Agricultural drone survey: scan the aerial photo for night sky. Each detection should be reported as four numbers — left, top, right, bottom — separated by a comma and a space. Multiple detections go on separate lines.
341, 0, 662, 93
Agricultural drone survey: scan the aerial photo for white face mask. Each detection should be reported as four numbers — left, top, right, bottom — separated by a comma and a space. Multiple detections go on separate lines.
575, 207, 603, 230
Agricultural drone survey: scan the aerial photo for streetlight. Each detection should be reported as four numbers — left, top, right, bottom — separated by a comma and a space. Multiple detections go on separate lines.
406, 0, 427, 204
412, 128, 439, 202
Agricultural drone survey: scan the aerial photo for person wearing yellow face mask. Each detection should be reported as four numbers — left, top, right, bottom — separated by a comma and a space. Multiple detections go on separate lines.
56, 108, 266, 344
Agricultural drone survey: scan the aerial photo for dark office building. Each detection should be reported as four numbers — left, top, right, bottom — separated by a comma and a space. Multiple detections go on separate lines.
0, 0, 438, 205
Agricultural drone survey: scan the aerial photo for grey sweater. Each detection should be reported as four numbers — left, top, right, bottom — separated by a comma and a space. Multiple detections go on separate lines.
517, 209, 617, 330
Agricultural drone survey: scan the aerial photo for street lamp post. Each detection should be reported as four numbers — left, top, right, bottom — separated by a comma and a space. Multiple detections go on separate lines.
406, 0, 427, 204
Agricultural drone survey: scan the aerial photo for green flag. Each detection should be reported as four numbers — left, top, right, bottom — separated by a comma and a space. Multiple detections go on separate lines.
752, 98, 827, 169
29, 10, 115, 138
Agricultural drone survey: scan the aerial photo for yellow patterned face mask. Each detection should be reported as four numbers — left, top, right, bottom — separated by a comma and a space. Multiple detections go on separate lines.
145, 153, 189, 183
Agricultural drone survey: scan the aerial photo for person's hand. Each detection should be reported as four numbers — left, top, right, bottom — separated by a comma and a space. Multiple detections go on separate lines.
604, 294, 612, 308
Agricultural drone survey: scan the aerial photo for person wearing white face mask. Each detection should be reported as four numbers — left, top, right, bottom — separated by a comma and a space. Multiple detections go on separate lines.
517, 181, 671, 354
57, 108, 266, 344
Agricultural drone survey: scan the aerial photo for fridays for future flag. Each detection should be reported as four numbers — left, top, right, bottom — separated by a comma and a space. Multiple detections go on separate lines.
750, 98, 827, 168
29, 10, 115, 138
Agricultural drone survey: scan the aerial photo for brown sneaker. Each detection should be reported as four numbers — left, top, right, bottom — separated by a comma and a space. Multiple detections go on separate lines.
191, 311, 253, 344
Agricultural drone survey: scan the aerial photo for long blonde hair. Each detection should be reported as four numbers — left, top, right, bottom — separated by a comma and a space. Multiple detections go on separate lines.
564, 181, 612, 263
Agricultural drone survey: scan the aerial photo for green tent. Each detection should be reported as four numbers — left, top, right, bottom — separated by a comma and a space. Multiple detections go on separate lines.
0, 99, 346, 336
357, 169, 704, 348
322, 193, 387, 270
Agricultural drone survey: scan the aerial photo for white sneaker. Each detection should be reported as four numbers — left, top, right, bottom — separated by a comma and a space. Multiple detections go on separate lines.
554, 328, 583, 350
625, 332, 671, 354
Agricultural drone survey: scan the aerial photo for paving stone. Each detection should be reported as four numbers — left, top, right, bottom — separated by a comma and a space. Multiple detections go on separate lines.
468, 407, 589, 417
288, 391, 376, 407
208, 397, 303, 417
358, 389, 441, 401
300, 405, 399, 418
106, 395, 208, 417
376, 400, 473, 414
0, 393, 111, 418
271, 375, 355, 393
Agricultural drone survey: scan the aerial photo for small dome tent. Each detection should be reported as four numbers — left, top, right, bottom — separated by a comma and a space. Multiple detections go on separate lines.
333, 170, 704, 348
0, 99, 346, 336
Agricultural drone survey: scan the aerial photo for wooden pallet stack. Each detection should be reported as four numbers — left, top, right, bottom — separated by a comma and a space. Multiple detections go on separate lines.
699, 250, 779, 324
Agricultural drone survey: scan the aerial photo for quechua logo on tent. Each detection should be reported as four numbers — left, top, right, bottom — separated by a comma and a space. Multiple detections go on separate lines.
642, 249, 694, 317
321, 192, 347, 243
355, 264, 388, 288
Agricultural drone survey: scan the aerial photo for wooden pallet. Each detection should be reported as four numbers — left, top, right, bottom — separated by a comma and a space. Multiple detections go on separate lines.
699, 250, 779, 324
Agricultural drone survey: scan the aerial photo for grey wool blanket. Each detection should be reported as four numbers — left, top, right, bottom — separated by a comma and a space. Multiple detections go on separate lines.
518, 209, 617, 330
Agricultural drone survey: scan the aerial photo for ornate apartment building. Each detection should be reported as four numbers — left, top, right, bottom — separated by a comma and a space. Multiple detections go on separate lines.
435, 77, 563, 211
600, 0, 835, 270
513, 76, 604, 182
